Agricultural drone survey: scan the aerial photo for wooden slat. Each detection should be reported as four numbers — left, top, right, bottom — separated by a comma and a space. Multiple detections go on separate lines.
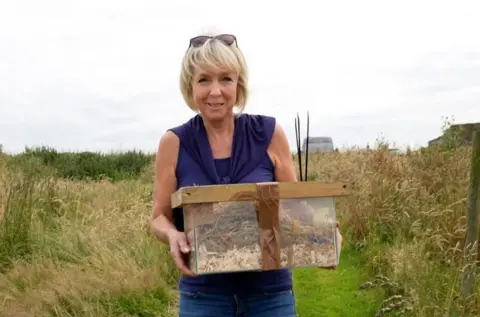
256, 182, 281, 270
171, 181, 349, 208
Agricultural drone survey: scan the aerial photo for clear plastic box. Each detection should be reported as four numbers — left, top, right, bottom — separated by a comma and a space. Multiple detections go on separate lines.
174, 181, 347, 275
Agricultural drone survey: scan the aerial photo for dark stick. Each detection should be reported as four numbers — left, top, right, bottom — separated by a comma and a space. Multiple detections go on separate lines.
295, 113, 303, 181
295, 114, 301, 181
305, 111, 309, 181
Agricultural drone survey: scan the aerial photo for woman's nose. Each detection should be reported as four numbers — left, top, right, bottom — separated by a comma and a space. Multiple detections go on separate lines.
209, 81, 222, 96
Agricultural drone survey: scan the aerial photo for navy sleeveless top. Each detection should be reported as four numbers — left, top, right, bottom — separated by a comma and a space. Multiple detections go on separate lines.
168, 113, 292, 295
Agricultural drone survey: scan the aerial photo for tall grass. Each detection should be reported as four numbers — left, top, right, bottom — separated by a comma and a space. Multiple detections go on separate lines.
0, 142, 477, 316
0, 156, 178, 317
299, 146, 474, 316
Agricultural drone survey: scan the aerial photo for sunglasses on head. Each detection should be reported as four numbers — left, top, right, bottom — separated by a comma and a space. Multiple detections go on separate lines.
189, 34, 238, 48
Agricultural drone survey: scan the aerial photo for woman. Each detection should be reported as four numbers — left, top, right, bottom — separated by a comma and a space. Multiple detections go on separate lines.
151, 32, 340, 316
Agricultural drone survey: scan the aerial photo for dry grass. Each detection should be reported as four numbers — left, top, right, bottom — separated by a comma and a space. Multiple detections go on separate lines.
301, 146, 475, 316
0, 144, 477, 316
0, 159, 179, 317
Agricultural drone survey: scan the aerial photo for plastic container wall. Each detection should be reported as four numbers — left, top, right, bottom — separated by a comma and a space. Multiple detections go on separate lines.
279, 197, 338, 269
183, 197, 338, 275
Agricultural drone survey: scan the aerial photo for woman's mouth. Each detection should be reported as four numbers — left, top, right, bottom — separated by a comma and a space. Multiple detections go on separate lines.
207, 103, 224, 108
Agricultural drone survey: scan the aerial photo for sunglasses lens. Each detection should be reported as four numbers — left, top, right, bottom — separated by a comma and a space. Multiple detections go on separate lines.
190, 36, 210, 47
189, 34, 237, 48
216, 34, 236, 45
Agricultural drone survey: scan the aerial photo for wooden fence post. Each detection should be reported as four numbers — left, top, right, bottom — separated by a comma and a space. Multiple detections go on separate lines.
462, 130, 480, 311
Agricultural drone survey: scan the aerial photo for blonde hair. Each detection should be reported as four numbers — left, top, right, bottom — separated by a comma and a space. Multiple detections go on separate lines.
179, 31, 249, 113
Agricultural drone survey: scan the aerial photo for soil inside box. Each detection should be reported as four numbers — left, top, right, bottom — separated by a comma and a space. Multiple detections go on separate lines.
186, 201, 338, 273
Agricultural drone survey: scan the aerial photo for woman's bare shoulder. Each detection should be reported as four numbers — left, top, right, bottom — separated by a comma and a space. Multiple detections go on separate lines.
158, 130, 180, 148
268, 121, 289, 152
267, 121, 297, 182
156, 130, 180, 170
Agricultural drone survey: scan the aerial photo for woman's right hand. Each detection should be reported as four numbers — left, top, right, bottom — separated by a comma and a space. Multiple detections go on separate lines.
151, 132, 196, 277
167, 229, 196, 277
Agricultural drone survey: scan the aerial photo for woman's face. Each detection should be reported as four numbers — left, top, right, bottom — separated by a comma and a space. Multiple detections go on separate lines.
192, 66, 238, 121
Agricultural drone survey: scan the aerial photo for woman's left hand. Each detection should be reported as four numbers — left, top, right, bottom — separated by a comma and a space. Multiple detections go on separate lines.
323, 222, 342, 270
285, 201, 343, 270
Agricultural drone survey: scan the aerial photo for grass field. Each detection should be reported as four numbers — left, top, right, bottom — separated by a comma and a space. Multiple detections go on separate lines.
0, 138, 478, 316
293, 248, 385, 317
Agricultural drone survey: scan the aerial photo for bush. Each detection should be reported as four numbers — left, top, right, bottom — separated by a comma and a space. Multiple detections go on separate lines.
11, 146, 154, 181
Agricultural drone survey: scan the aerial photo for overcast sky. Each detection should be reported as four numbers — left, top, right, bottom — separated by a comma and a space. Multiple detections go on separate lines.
1, 0, 479, 154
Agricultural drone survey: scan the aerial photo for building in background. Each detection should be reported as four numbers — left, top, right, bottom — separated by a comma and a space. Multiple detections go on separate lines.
301, 136, 334, 153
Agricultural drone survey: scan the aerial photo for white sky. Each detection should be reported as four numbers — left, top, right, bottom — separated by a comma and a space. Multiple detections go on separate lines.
1, 0, 479, 154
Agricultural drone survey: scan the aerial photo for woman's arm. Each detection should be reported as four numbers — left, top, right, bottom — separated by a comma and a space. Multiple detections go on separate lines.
267, 122, 310, 218
267, 121, 342, 267
267, 122, 298, 182
150, 131, 180, 244
151, 131, 194, 276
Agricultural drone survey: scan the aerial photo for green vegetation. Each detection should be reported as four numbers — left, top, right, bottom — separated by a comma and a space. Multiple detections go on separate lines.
11, 145, 153, 181
0, 130, 478, 316
294, 248, 385, 317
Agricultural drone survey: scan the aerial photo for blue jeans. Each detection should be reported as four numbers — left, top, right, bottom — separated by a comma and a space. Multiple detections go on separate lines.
178, 289, 297, 317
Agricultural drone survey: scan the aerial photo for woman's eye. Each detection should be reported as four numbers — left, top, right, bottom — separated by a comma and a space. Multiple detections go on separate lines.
223, 77, 232, 81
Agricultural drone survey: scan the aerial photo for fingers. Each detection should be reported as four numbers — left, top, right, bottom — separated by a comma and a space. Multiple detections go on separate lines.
170, 244, 195, 276
336, 228, 342, 262
169, 232, 195, 277
319, 223, 341, 271
177, 235, 191, 254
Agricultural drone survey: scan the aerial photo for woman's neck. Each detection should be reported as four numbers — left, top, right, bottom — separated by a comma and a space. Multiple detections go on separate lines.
203, 114, 235, 140
202, 113, 236, 158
